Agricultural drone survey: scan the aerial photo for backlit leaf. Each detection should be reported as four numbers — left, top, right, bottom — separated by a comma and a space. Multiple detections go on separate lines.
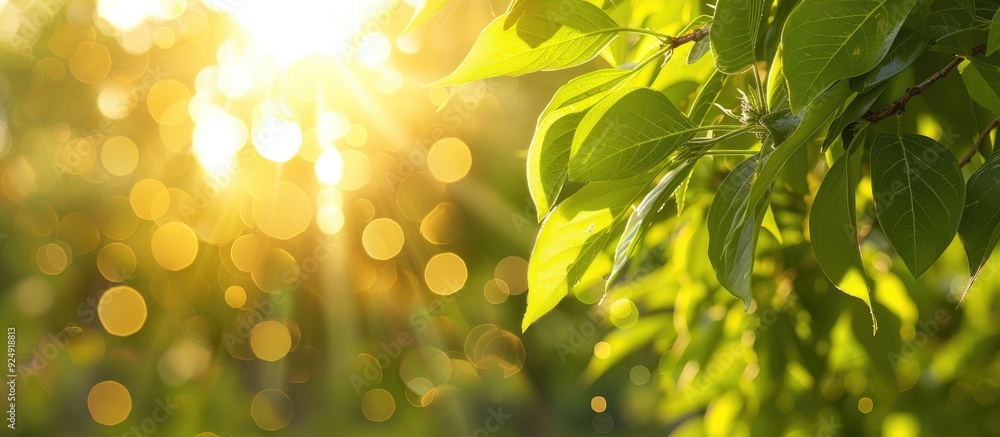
781, 0, 917, 112
811, 150, 877, 332
433, 0, 619, 86
570, 87, 697, 181
524, 176, 651, 331
870, 133, 966, 278
711, 0, 765, 74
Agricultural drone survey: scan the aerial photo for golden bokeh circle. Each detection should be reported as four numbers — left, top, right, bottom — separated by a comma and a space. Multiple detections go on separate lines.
337, 149, 372, 191
427, 137, 472, 183
424, 253, 467, 295
317, 205, 345, 234
87, 380, 132, 426
224, 285, 247, 308
100, 136, 139, 177
361, 388, 396, 422
591, 396, 607, 413
36, 242, 71, 275
362, 218, 404, 260
494, 256, 529, 296
129, 179, 169, 220
230, 234, 264, 273
858, 397, 874, 414
147, 79, 191, 126
253, 181, 312, 240
69, 42, 112, 84
251, 389, 293, 431
483, 279, 510, 305
594, 342, 611, 360
251, 248, 299, 294
151, 221, 199, 271
98, 286, 147, 337
250, 320, 292, 361
97, 243, 137, 282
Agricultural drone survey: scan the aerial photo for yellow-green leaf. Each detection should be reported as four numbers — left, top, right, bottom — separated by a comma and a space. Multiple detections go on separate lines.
432, 0, 619, 86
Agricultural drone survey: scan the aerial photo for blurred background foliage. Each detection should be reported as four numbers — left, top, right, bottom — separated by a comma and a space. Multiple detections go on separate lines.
0, 0, 998, 436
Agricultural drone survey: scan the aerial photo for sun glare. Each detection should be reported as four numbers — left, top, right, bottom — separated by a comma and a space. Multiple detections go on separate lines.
229, 0, 392, 65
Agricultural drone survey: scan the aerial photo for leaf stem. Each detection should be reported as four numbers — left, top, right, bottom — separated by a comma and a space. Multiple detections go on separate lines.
960, 117, 1000, 167
608, 27, 671, 41
862, 44, 987, 124
667, 27, 710, 49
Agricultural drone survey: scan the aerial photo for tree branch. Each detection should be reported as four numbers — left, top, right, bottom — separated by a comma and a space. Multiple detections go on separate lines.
960, 117, 1000, 167
862, 44, 987, 124
667, 27, 710, 49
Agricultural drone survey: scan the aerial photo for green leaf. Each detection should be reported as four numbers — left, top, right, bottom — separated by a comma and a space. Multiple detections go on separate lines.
682, 15, 714, 65
849, 27, 933, 93
990, 8, 1000, 55
708, 155, 773, 307
523, 176, 651, 331
710, 0, 765, 73
529, 68, 636, 221
570, 87, 697, 181
958, 151, 1000, 301
962, 58, 1000, 113
766, 48, 790, 113
747, 82, 854, 214
688, 69, 727, 123
781, 0, 917, 113
823, 82, 888, 151
609, 163, 694, 288
432, 0, 619, 86
504, 0, 530, 29
811, 150, 878, 332
870, 133, 966, 278
402, 0, 454, 35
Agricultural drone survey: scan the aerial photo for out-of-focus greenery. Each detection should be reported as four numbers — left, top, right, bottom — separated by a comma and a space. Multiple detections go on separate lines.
0, 0, 998, 436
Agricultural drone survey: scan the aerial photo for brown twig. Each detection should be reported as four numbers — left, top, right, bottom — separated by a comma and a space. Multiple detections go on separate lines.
862, 44, 987, 124
667, 27, 710, 49
960, 117, 1000, 167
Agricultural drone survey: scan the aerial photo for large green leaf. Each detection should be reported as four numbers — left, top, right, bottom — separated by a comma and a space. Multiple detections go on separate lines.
747, 83, 854, 221
523, 176, 651, 331
849, 27, 933, 93
781, 0, 917, 113
958, 151, 1000, 301
608, 163, 694, 288
962, 58, 1000, 113
823, 82, 888, 150
528, 68, 636, 221
432, 0, 619, 86
570, 87, 697, 181
990, 8, 1000, 55
811, 150, 877, 332
710, 0, 765, 74
708, 156, 773, 307
401, 0, 454, 35
870, 133, 966, 278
